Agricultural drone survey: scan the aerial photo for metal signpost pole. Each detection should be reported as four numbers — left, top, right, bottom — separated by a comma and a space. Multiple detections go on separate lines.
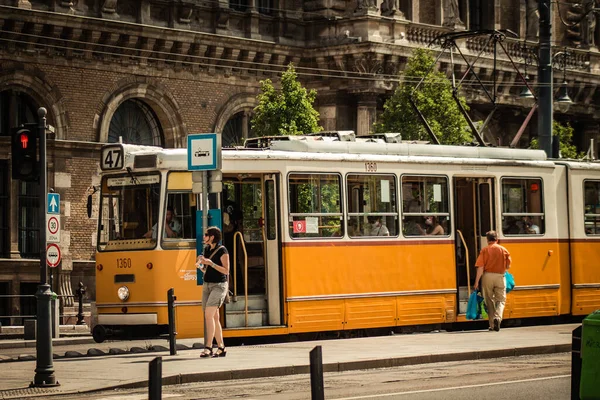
202, 170, 208, 348
202, 171, 208, 244
32, 107, 58, 387
538, 0, 553, 158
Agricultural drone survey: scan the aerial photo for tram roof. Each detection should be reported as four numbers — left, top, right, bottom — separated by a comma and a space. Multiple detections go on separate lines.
111, 134, 600, 172
259, 135, 548, 161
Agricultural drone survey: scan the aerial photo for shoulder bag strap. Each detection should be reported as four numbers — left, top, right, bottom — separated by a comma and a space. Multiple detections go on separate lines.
208, 245, 224, 260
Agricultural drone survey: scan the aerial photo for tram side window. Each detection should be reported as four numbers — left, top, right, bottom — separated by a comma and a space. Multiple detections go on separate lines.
162, 192, 196, 247
401, 176, 450, 237
288, 173, 342, 238
584, 180, 600, 235
501, 178, 544, 235
346, 174, 398, 237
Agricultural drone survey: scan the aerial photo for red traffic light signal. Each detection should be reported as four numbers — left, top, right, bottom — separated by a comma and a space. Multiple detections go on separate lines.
20, 132, 30, 149
11, 127, 39, 181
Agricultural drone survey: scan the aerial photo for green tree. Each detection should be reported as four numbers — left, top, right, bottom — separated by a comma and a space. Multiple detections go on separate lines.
375, 48, 472, 145
251, 64, 322, 136
530, 121, 584, 159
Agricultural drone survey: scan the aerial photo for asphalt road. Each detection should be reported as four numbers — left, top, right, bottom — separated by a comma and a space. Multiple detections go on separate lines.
55, 352, 571, 400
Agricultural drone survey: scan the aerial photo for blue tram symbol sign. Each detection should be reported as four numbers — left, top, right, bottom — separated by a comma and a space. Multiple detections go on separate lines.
187, 133, 221, 171
47, 193, 60, 214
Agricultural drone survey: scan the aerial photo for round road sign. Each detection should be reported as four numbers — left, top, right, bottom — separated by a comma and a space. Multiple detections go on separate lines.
46, 243, 61, 268
48, 216, 59, 235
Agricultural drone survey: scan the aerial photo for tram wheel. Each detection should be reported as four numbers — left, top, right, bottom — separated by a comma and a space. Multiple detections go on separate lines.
92, 325, 107, 343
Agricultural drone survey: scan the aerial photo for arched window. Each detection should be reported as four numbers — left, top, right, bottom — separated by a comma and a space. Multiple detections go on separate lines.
222, 110, 253, 147
0, 90, 39, 259
108, 99, 163, 146
0, 90, 37, 137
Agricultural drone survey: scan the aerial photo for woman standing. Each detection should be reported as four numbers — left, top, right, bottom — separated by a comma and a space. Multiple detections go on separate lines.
196, 226, 229, 358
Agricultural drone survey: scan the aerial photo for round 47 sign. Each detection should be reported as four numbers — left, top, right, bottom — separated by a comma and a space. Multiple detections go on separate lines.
46, 243, 61, 268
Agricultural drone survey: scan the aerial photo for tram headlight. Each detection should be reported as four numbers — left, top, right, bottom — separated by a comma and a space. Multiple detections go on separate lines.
117, 286, 130, 301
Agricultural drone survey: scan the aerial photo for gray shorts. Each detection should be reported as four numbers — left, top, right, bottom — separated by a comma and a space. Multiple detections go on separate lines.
202, 281, 228, 308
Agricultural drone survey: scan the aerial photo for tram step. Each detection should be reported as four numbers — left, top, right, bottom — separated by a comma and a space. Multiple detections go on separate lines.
458, 286, 470, 314
226, 295, 267, 312
225, 310, 268, 328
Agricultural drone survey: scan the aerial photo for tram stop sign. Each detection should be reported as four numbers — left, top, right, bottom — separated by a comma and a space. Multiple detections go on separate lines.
46, 243, 61, 268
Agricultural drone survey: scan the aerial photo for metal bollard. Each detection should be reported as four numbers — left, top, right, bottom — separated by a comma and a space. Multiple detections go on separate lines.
309, 346, 324, 400
167, 288, 177, 356
148, 356, 162, 400
572, 325, 582, 400
76, 282, 86, 325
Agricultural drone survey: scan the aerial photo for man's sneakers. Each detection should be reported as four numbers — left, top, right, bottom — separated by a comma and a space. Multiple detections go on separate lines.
493, 318, 501, 332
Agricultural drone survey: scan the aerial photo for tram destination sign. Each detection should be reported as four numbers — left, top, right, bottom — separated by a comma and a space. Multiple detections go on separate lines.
107, 175, 159, 187
187, 133, 221, 171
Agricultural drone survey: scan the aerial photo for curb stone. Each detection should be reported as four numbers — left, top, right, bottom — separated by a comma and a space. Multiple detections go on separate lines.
0, 342, 204, 363
87, 348, 106, 356
14, 343, 569, 397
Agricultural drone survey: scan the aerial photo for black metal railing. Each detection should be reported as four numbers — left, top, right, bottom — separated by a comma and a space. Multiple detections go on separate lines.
0, 293, 86, 326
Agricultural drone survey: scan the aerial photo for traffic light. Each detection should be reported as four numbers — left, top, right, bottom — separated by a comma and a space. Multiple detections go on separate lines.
11, 126, 39, 181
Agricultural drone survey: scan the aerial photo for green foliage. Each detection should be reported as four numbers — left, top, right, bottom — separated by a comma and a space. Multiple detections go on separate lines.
375, 48, 472, 145
530, 121, 584, 159
251, 64, 322, 136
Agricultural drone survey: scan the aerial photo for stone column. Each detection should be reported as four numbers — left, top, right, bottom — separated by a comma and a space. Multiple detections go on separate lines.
8, 91, 21, 259
242, 111, 250, 141
519, 0, 527, 39
59, 263, 74, 308
9, 180, 20, 259
317, 94, 339, 132
355, 94, 378, 137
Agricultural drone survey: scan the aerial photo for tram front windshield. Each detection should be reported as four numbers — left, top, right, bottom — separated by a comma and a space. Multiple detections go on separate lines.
98, 173, 161, 251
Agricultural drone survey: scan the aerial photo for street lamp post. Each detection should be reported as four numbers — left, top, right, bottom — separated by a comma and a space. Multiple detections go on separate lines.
538, 0, 553, 158
31, 107, 58, 387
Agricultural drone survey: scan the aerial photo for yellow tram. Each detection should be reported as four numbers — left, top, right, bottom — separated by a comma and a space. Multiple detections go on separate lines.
90, 133, 600, 342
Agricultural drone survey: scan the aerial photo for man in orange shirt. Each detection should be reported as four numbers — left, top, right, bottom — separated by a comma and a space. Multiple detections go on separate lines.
474, 230, 512, 332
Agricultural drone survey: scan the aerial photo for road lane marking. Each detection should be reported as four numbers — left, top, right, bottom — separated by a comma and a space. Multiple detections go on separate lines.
95, 394, 181, 400
331, 374, 570, 399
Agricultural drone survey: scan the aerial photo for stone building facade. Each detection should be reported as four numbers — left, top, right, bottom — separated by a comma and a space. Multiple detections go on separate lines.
0, 0, 599, 325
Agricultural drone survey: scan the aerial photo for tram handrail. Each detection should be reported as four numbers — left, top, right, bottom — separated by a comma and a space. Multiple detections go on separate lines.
456, 229, 471, 297
232, 231, 249, 326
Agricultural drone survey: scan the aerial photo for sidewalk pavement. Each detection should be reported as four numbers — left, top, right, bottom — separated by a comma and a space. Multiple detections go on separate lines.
0, 323, 577, 399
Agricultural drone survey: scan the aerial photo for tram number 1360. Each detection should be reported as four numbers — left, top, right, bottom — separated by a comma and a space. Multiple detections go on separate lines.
365, 162, 377, 172
116, 258, 132, 268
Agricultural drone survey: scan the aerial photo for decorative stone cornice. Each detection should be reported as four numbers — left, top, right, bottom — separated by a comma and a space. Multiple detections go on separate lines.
1, 5, 600, 109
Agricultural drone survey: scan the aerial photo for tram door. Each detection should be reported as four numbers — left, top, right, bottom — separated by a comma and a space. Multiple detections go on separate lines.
221, 173, 282, 328
453, 177, 496, 315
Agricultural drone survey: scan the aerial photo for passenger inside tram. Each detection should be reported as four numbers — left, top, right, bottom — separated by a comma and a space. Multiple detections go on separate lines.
502, 218, 521, 234
403, 182, 423, 213
347, 218, 362, 237
417, 216, 445, 236
367, 216, 390, 236
143, 206, 181, 239
521, 216, 540, 234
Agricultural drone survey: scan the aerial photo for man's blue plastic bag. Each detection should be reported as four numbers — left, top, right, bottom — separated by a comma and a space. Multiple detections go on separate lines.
505, 271, 515, 293
466, 291, 480, 320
